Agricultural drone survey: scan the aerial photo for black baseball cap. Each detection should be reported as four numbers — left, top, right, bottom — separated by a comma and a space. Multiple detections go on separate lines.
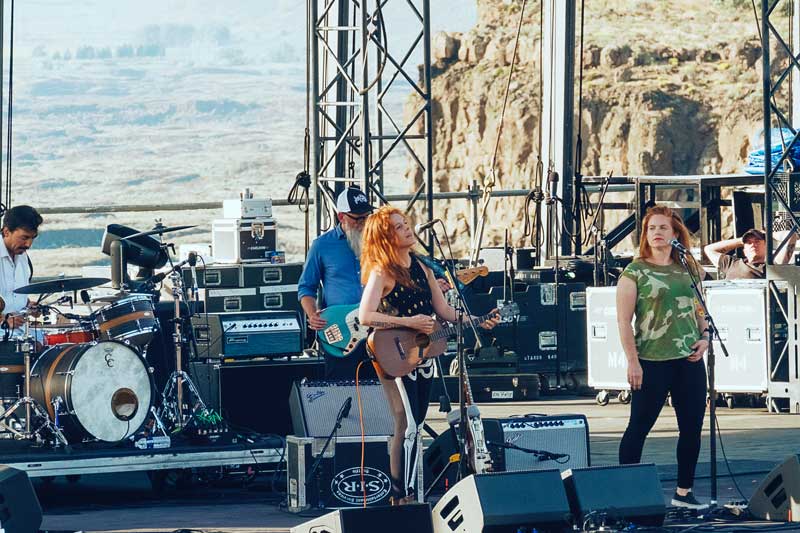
336, 187, 374, 215
742, 228, 766, 243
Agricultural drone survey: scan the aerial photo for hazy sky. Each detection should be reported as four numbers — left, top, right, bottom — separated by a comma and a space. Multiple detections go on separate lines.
14, 1, 477, 55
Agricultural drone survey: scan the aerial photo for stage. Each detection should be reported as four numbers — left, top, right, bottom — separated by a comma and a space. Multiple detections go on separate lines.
35, 395, 800, 532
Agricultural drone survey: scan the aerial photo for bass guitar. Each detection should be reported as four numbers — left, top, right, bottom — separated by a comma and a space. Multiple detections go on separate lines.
367, 303, 519, 378
317, 265, 491, 358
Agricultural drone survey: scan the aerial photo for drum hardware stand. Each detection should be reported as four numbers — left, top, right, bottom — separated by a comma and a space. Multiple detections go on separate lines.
149, 405, 169, 436
157, 270, 208, 432
0, 318, 69, 447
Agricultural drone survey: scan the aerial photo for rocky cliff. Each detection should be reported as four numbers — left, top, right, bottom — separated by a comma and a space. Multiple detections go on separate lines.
405, 0, 789, 253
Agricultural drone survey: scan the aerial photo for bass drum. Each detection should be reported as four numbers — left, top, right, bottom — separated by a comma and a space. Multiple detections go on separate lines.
30, 341, 153, 442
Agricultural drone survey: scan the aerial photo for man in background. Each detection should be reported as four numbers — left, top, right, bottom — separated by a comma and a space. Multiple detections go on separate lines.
704, 228, 796, 279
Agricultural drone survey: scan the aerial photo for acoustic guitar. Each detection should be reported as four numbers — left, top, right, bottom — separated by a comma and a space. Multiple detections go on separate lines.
367, 303, 519, 378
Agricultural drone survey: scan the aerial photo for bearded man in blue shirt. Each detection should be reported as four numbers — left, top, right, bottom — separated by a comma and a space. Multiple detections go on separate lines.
298, 187, 376, 379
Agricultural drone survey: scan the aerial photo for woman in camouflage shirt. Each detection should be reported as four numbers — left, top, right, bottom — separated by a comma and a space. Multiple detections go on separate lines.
616, 205, 710, 510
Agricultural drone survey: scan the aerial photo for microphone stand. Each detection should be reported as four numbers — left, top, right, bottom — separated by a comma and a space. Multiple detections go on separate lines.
487, 439, 568, 462
675, 247, 729, 507
425, 223, 483, 480
305, 397, 351, 505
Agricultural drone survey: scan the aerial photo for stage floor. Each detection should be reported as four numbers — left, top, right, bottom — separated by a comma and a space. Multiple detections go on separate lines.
38, 395, 800, 532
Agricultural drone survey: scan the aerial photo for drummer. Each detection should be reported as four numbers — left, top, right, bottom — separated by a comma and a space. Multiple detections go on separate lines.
0, 205, 42, 338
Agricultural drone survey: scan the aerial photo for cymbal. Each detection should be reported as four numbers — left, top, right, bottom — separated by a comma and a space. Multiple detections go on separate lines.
13, 277, 111, 295
123, 224, 196, 240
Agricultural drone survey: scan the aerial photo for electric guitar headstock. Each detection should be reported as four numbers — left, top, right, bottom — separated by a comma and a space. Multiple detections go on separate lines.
455, 266, 489, 286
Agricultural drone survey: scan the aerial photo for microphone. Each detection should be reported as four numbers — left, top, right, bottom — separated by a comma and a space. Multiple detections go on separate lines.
339, 396, 353, 420
547, 169, 559, 200
541, 451, 569, 461
147, 258, 191, 284
669, 239, 689, 255
80, 290, 94, 314
188, 252, 200, 298
414, 219, 441, 234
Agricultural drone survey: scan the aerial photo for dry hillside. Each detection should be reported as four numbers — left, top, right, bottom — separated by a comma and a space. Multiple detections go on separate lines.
405, 0, 792, 252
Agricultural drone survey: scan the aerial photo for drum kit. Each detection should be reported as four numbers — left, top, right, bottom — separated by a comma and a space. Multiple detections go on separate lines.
0, 224, 208, 448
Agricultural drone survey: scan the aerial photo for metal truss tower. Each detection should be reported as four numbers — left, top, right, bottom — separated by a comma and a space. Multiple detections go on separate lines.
762, 0, 800, 413
762, 0, 800, 261
308, 0, 434, 233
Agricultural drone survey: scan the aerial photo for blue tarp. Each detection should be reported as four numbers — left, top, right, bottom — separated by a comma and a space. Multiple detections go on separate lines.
745, 128, 800, 174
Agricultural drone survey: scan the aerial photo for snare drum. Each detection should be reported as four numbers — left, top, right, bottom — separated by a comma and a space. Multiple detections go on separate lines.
30, 341, 153, 442
43, 328, 97, 347
92, 294, 159, 347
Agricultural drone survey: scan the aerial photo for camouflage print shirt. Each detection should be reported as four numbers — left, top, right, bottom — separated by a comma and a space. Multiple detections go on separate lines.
620, 259, 702, 361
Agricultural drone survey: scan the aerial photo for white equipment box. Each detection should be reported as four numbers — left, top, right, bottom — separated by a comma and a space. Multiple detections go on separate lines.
223, 198, 273, 219
586, 287, 629, 391
587, 281, 771, 397
704, 279, 769, 394
212, 217, 277, 263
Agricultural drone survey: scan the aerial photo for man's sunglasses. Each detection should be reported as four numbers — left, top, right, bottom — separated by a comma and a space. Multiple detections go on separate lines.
344, 213, 370, 222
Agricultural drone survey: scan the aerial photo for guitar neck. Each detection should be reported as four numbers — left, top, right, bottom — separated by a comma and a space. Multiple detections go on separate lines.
461, 354, 475, 405
429, 311, 496, 343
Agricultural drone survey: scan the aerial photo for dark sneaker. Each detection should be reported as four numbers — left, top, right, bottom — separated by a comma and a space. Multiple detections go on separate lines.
671, 491, 710, 510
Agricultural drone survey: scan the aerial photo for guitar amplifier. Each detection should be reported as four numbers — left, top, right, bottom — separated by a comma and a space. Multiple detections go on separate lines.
486, 414, 590, 473
289, 380, 394, 437
191, 311, 303, 359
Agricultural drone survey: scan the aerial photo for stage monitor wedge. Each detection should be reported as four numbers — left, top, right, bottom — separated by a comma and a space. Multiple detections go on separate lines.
290, 503, 433, 533
432, 470, 571, 533
561, 463, 666, 527
749, 454, 800, 522
0, 465, 42, 533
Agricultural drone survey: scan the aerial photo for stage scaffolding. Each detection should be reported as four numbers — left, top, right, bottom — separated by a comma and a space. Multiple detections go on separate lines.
761, 0, 800, 412
308, 0, 434, 234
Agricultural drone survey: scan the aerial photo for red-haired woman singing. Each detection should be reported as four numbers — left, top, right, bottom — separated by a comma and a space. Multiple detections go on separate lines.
358, 206, 498, 504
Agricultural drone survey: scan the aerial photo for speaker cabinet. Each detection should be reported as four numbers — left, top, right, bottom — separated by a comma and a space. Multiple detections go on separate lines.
425, 415, 589, 495
487, 414, 590, 473
290, 503, 433, 533
561, 464, 665, 527
219, 359, 323, 436
289, 379, 393, 437
431, 471, 571, 533
749, 454, 800, 522
189, 361, 221, 412
0, 466, 42, 533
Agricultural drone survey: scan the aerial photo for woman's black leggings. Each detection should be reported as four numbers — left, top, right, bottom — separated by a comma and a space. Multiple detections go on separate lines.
619, 357, 707, 489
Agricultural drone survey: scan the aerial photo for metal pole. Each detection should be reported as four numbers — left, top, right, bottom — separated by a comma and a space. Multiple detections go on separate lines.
763, 0, 773, 266
422, 0, 435, 253
540, 0, 576, 258
793, 0, 800, 128
334, 0, 351, 197
359, 0, 370, 193
310, 0, 323, 235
